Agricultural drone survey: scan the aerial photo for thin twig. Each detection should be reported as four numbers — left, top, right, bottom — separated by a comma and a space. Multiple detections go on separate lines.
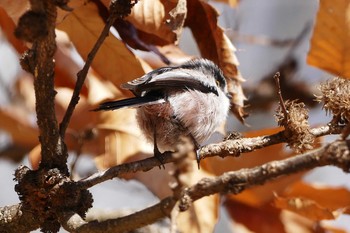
180, 139, 350, 211
60, 197, 176, 233
200, 124, 343, 160
274, 72, 288, 121
77, 152, 176, 189
77, 124, 343, 189
59, 8, 118, 138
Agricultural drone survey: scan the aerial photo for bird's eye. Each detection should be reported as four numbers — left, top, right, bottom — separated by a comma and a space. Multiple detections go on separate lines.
216, 80, 220, 87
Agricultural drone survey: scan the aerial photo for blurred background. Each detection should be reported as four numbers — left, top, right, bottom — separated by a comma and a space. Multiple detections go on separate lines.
1, 0, 349, 232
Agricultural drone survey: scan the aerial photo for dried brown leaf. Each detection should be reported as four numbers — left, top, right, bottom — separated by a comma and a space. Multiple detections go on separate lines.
0, 6, 27, 53
321, 225, 349, 233
176, 194, 219, 233
280, 211, 326, 233
0, 0, 29, 24
0, 107, 38, 148
54, 30, 90, 93
101, 0, 187, 44
281, 181, 350, 213
28, 144, 41, 170
57, 1, 147, 92
225, 199, 286, 233
56, 0, 87, 23
307, 0, 350, 78
185, 0, 246, 121
226, 197, 345, 233
274, 195, 336, 221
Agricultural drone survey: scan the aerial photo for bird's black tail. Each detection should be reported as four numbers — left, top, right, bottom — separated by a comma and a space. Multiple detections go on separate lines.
93, 96, 163, 111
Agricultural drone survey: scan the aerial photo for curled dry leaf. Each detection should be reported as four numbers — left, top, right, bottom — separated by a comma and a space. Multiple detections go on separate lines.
112, 19, 171, 64
185, 0, 246, 121
57, 1, 147, 93
307, 0, 350, 79
275, 181, 350, 219
226, 194, 346, 233
102, 0, 187, 45
274, 195, 336, 221
225, 199, 286, 233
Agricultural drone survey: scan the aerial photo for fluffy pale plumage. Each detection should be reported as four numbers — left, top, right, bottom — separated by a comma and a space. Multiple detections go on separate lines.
94, 59, 230, 153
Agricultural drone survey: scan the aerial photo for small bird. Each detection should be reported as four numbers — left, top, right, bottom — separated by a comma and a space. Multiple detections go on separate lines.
94, 59, 231, 166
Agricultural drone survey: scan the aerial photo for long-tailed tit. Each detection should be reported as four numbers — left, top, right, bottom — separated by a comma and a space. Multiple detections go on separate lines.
94, 59, 230, 166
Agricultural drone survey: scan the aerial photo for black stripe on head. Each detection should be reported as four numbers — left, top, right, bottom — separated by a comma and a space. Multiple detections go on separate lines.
180, 59, 227, 89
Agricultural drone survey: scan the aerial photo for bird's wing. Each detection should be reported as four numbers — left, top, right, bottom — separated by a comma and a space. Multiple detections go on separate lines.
121, 67, 172, 92
121, 68, 218, 96
92, 96, 165, 111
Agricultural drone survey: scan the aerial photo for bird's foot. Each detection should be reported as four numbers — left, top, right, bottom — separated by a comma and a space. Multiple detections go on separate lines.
154, 146, 172, 169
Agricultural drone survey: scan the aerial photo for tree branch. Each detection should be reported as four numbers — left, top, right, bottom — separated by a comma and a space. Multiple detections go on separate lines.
77, 124, 343, 189
179, 139, 350, 211
59, 139, 350, 232
77, 152, 175, 189
60, 197, 176, 233
15, 0, 68, 171
199, 124, 343, 160
0, 204, 41, 233
59, 1, 120, 138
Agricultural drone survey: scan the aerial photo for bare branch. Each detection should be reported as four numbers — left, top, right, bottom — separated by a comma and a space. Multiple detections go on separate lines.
15, 0, 68, 171
77, 153, 175, 189
77, 124, 343, 190
60, 197, 176, 233
199, 124, 343, 160
59, 2, 119, 138
180, 139, 350, 210
274, 72, 289, 121
0, 204, 41, 233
